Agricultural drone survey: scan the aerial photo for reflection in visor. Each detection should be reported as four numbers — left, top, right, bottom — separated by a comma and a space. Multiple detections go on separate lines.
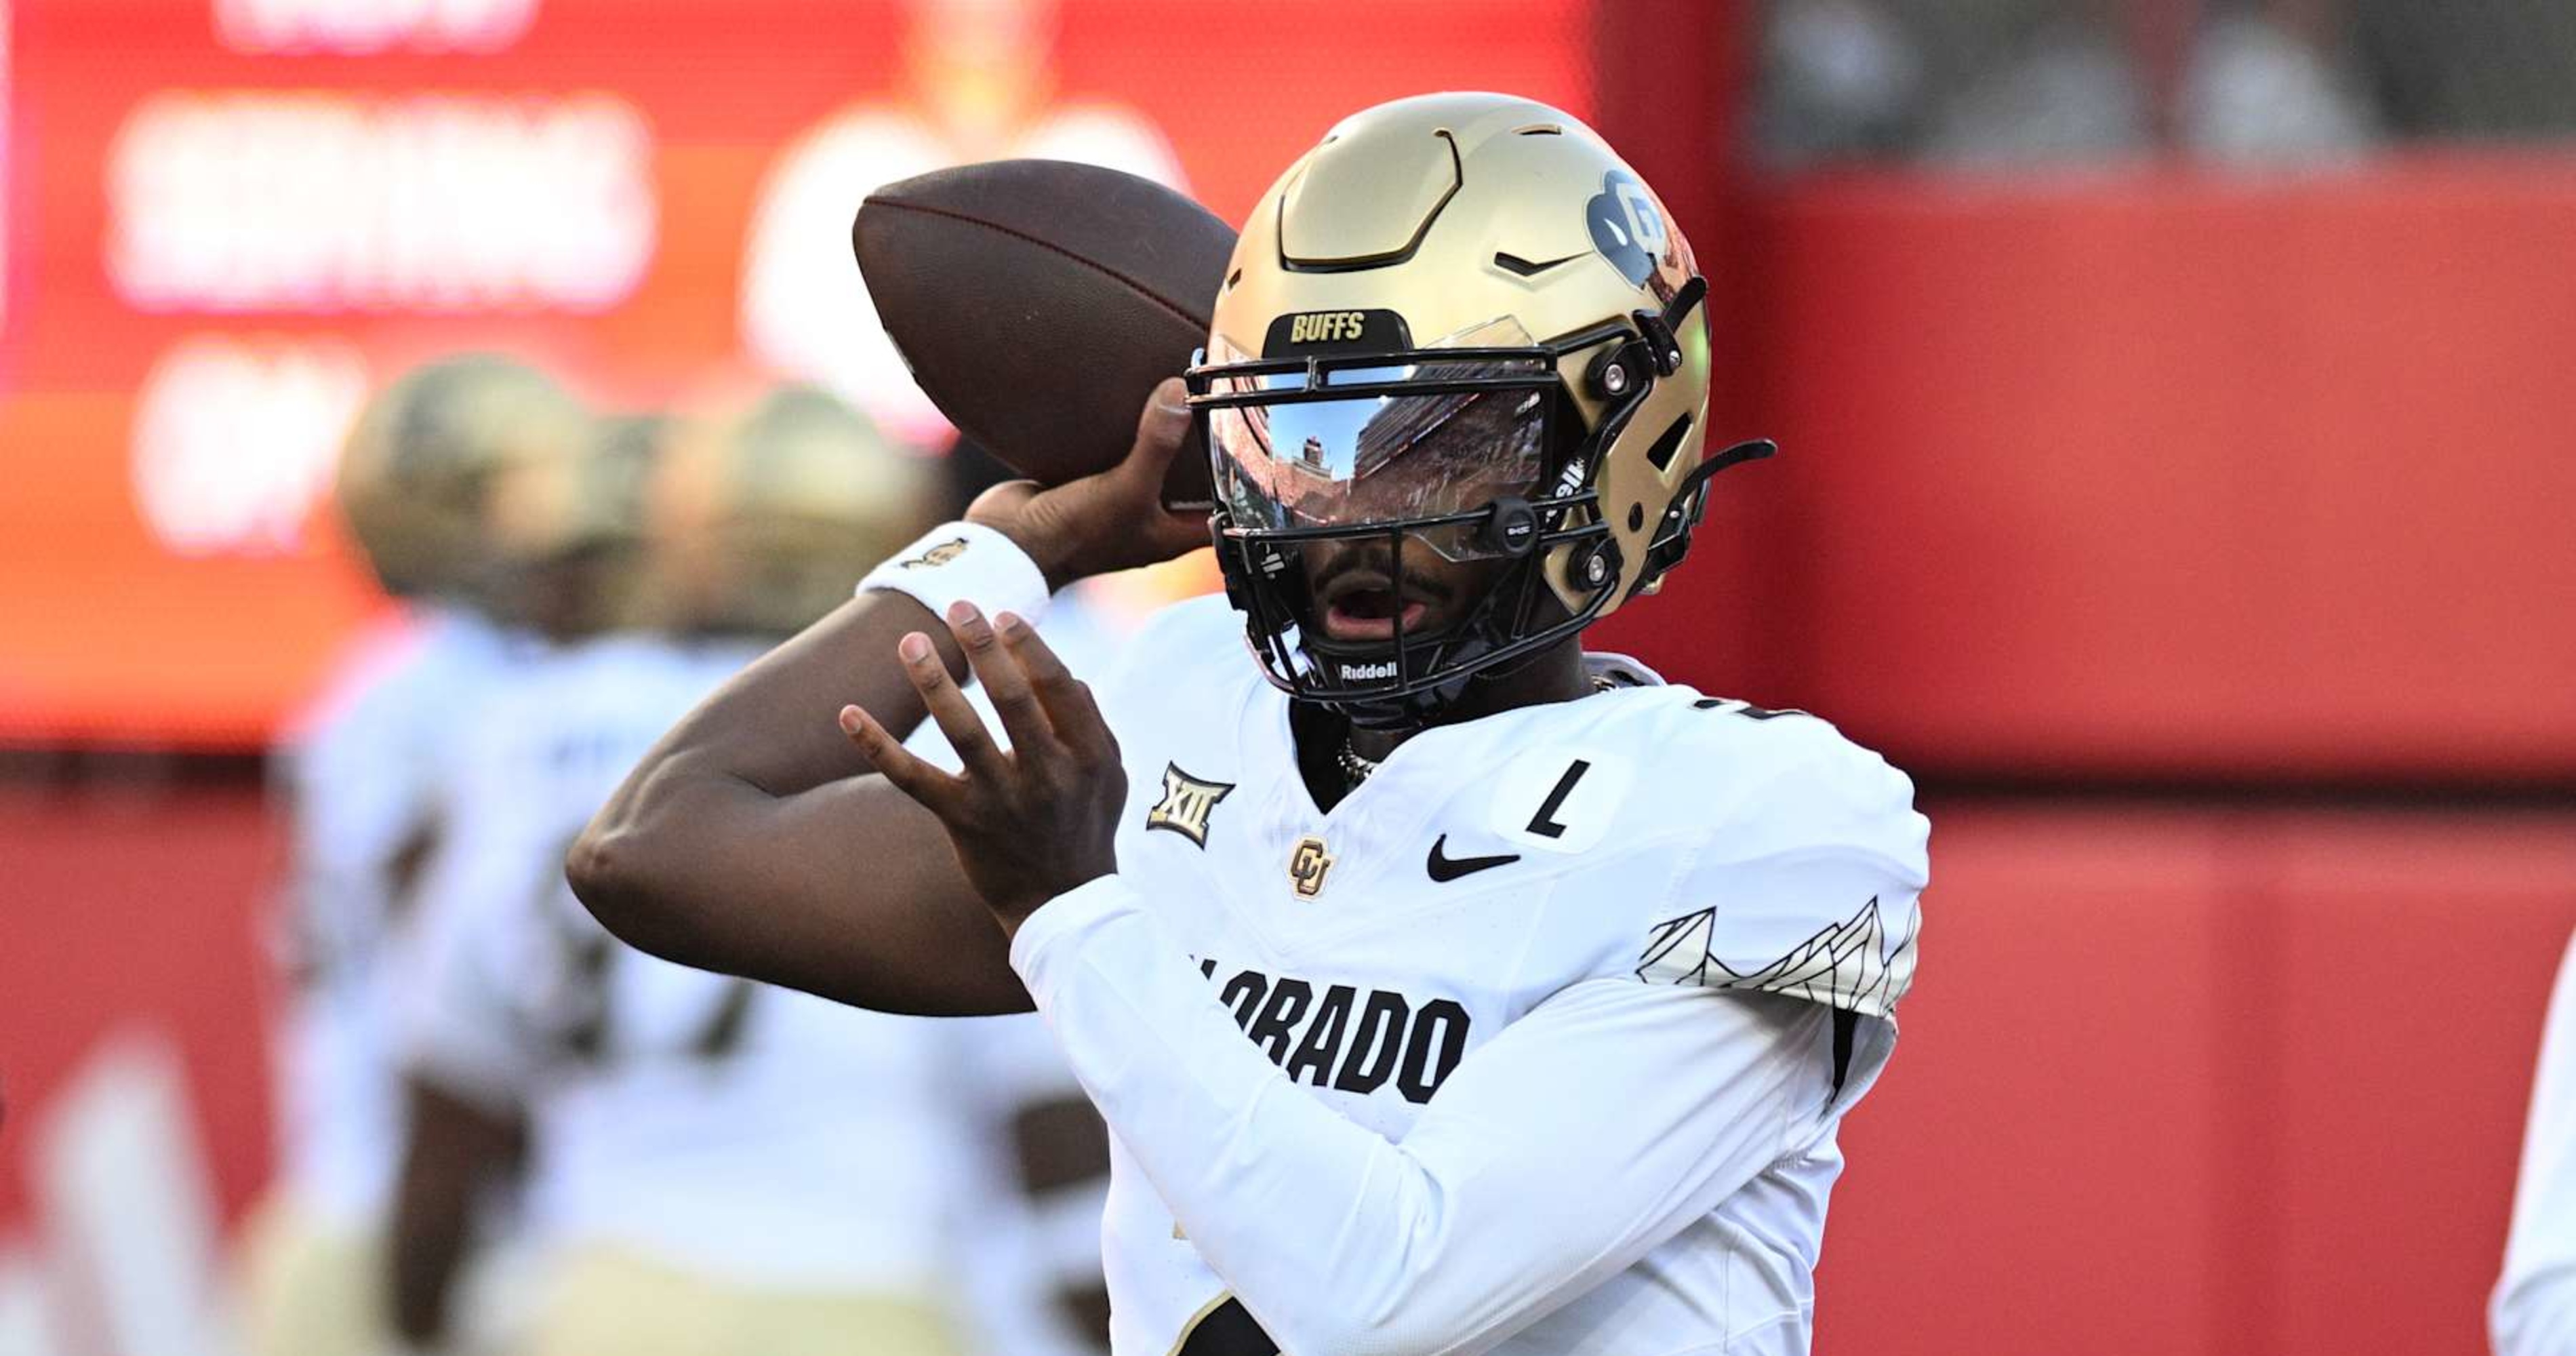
1209, 365, 1550, 561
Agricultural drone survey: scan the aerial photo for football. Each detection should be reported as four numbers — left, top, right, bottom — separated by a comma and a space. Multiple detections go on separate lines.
853, 159, 1237, 513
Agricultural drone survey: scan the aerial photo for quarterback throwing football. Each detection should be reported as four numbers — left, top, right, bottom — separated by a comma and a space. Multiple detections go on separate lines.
576, 93, 1929, 1356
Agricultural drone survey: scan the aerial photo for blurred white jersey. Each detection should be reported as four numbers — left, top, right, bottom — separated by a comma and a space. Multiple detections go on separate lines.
405, 633, 973, 1295
927, 591, 1134, 1356
2494, 926, 2576, 1356
1007, 597, 1930, 1356
269, 604, 528, 1226
940, 1014, 1113, 1356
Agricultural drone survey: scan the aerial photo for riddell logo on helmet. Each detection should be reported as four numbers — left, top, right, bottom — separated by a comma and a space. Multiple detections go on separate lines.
1287, 311, 1368, 344
1553, 456, 1588, 500
1338, 660, 1398, 681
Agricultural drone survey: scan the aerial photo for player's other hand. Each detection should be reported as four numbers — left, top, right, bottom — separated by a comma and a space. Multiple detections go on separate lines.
839, 601, 1125, 932
966, 378, 1209, 591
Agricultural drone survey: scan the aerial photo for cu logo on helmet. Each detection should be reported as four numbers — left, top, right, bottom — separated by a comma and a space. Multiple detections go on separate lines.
1585, 171, 1667, 288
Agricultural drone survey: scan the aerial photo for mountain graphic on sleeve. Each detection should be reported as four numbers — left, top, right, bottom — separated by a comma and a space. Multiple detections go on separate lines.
1636, 896, 1915, 1019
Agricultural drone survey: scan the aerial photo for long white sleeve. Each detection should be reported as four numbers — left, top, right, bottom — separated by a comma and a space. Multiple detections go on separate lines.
1009, 874, 1839, 1356
2496, 927, 2576, 1356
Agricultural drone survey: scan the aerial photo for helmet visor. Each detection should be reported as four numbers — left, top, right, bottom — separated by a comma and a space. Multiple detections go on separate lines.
1201, 324, 1556, 561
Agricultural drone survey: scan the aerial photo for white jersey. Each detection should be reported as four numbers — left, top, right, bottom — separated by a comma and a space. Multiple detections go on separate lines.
269, 605, 527, 1227
403, 634, 973, 1294
2495, 926, 2576, 1355
929, 591, 1133, 1356
942, 1015, 1114, 1356
1005, 597, 1929, 1356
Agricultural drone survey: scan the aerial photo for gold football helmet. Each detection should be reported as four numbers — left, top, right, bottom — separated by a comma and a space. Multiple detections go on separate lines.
647, 385, 935, 637
335, 354, 590, 607
1186, 92, 1772, 727
483, 410, 662, 639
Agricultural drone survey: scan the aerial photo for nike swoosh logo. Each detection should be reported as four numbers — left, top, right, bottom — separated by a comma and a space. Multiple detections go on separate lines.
1426, 835, 1521, 883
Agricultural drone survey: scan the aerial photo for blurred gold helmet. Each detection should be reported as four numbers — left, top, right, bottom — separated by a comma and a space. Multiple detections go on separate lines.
483, 412, 657, 567
649, 385, 935, 637
1186, 92, 1772, 728
483, 411, 662, 640
335, 354, 590, 607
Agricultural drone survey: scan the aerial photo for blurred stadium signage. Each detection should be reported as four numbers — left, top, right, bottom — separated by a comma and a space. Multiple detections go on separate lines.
0, 0, 1592, 749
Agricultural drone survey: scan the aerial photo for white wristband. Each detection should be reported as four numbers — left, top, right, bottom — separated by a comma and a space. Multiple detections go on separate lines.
857, 521, 1052, 626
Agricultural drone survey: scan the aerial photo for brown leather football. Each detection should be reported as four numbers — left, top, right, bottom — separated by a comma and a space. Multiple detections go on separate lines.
852, 159, 1235, 513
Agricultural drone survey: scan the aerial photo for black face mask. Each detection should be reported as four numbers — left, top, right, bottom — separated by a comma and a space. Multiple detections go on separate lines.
1190, 277, 1762, 730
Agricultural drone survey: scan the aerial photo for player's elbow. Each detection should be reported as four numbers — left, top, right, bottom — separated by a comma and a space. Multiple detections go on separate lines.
565, 794, 750, 978
563, 817, 630, 920
565, 813, 683, 958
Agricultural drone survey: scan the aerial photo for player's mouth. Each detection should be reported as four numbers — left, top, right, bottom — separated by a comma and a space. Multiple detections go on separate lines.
1317, 571, 1433, 641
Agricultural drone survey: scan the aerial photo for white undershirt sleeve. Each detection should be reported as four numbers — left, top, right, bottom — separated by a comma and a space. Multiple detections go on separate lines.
2495, 927, 2576, 1356
1009, 874, 1838, 1356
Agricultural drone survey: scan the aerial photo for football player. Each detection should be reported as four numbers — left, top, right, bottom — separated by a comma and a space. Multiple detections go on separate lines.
573, 94, 1930, 1355
244, 355, 588, 1356
931, 441, 1123, 1356
384, 404, 662, 1353
2495, 925, 2576, 1355
397, 386, 980, 1356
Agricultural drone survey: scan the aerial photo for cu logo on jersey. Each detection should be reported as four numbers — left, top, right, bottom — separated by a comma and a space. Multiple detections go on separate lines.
1145, 762, 1234, 848
1287, 835, 1334, 898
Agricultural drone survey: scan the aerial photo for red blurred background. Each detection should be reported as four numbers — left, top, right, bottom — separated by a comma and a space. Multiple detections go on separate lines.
5, 1, 2573, 1353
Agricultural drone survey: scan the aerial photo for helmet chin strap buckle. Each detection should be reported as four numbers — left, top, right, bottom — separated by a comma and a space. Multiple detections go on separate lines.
1629, 275, 1708, 378
1630, 308, 1684, 377
1705, 437, 1777, 476
1632, 438, 1780, 594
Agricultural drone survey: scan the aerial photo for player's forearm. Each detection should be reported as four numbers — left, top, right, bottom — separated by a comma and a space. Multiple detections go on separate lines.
1011, 875, 1825, 1356
568, 594, 960, 948
569, 771, 1032, 1016
628, 593, 963, 805
387, 1079, 523, 1344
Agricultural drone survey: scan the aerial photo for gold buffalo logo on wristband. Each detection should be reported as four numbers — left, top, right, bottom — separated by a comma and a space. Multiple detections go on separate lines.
896, 536, 971, 570
1287, 835, 1334, 899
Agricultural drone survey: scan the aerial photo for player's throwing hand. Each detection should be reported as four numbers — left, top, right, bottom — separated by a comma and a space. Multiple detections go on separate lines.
839, 600, 1125, 933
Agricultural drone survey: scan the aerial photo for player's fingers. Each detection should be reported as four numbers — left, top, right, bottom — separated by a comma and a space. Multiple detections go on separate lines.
997, 612, 1113, 764
1144, 510, 1213, 562
1114, 378, 1191, 485
837, 704, 961, 812
963, 477, 1042, 525
944, 600, 1058, 758
898, 630, 1005, 782
1125, 380, 1215, 559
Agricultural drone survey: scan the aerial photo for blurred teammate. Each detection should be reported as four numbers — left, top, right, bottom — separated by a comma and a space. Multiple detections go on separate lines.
944, 1016, 1114, 1356
2495, 926, 2576, 1355
920, 442, 1123, 1356
397, 387, 975, 1356
385, 403, 660, 1352
576, 94, 1928, 1355
243, 356, 588, 1356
